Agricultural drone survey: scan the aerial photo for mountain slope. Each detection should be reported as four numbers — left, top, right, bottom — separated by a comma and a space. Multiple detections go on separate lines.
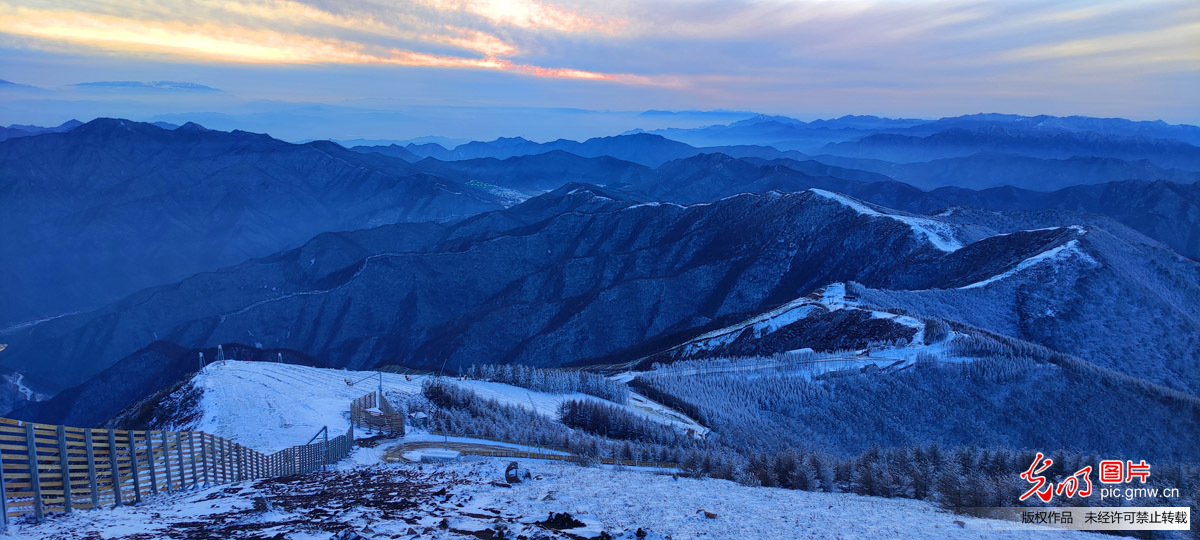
615, 154, 1200, 260
0, 119, 505, 327
408, 150, 658, 195
5, 185, 1196, 402
1, 185, 982, 391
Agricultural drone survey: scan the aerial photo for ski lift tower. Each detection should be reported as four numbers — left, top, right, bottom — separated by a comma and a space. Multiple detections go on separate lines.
347, 371, 384, 404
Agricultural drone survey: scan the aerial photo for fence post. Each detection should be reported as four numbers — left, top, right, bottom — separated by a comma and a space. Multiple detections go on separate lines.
161, 432, 173, 493
25, 423, 43, 522
145, 432, 158, 495
107, 430, 123, 507
237, 445, 245, 481
218, 439, 227, 483
174, 432, 186, 490
84, 429, 99, 509
186, 433, 197, 489
128, 431, 142, 503
1, 429, 8, 531
200, 434, 210, 487
55, 425, 73, 514
213, 435, 220, 484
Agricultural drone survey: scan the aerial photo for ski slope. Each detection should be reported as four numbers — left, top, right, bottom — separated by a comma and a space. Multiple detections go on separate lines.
187, 361, 698, 452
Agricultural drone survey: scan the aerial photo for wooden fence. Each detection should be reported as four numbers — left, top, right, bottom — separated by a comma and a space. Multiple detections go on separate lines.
350, 392, 405, 436
0, 418, 354, 528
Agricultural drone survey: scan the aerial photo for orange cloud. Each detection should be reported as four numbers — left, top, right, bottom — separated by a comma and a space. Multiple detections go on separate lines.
441, 26, 517, 56
0, 5, 619, 80
419, 0, 624, 34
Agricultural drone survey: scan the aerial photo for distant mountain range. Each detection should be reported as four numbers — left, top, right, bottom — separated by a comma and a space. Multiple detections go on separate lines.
388, 133, 700, 168
819, 127, 1200, 170
355, 114, 1200, 193
70, 81, 222, 92
0, 118, 503, 327
351, 145, 1200, 260
0, 119, 83, 142
642, 112, 1200, 150
809, 152, 1200, 191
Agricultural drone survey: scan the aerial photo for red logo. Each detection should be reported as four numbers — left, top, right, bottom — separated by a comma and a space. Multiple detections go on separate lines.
1126, 460, 1150, 483
1099, 460, 1123, 484
1020, 453, 1054, 502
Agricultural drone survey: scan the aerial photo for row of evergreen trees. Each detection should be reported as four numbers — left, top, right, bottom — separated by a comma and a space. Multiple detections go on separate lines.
683, 444, 1199, 527
414, 380, 691, 463
558, 399, 680, 443
464, 363, 629, 403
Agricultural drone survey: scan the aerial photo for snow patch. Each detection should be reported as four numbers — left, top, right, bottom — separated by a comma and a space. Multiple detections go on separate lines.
185, 362, 688, 453
808, 189, 963, 252
958, 240, 1098, 290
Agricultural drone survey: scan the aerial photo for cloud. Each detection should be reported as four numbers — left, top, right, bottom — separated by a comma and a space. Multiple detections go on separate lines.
0, 0, 1196, 122
440, 26, 517, 56
0, 1, 624, 79
417, 0, 623, 33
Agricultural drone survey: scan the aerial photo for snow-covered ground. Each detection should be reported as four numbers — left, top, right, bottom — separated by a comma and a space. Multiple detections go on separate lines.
187, 361, 694, 452
0, 454, 1104, 540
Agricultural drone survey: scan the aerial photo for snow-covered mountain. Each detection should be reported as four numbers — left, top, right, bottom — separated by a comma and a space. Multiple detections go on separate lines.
3, 184, 1196, 402
113, 361, 696, 453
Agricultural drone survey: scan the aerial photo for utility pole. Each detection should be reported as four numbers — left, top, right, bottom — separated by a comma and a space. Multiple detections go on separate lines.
198, 352, 204, 371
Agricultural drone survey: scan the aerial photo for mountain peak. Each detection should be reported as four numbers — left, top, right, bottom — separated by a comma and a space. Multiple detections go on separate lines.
177, 121, 208, 132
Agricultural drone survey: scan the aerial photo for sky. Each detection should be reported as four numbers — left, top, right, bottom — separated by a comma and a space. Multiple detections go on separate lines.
1, 0, 1198, 141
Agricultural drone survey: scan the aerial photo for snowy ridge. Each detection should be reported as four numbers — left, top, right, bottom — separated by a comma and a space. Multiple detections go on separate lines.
808, 188, 964, 251
958, 239, 1099, 290
644, 282, 959, 373
184, 361, 693, 453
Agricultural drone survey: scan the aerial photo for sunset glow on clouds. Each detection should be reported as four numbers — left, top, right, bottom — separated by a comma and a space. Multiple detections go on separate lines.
0, 0, 622, 79
0, 0, 1197, 122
